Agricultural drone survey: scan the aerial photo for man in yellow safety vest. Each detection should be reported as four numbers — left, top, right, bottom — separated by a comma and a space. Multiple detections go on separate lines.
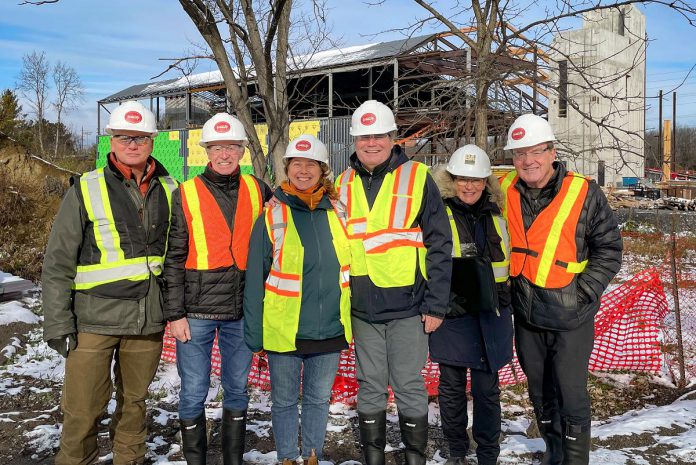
335, 100, 452, 465
42, 100, 177, 465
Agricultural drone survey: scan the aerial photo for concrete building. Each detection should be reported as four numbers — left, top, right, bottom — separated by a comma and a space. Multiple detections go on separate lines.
549, 6, 646, 187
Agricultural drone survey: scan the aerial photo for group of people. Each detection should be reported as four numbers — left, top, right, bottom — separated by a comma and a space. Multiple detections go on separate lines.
42, 98, 622, 465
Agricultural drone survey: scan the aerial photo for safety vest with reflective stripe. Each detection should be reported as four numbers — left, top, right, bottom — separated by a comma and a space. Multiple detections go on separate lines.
180, 174, 262, 270
336, 161, 428, 288
262, 202, 352, 353
73, 169, 177, 290
446, 206, 510, 283
501, 170, 589, 288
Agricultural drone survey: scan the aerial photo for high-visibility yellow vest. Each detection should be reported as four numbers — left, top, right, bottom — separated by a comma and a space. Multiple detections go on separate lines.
180, 174, 262, 270
336, 161, 428, 288
262, 201, 352, 353
73, 168, 177, 290
446, 206, 510, 283
500, 170, 589, 288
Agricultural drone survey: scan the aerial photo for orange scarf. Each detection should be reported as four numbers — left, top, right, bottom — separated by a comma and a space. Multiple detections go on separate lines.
280, 181, 325, 210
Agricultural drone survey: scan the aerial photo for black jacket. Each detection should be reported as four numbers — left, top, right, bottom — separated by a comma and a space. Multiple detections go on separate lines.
428, 172, 513, 371
510, 162, 623, 330
163, 166, 272, 321
346, 145, 452, 322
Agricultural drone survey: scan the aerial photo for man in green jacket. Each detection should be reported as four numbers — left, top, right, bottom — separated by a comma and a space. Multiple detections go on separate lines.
42, 100, 177, 465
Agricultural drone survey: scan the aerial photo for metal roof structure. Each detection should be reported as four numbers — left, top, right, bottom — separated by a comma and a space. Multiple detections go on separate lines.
99, 34, 436, 104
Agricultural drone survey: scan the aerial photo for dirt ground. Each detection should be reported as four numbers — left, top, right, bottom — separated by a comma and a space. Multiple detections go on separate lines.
1, 320, 694, 465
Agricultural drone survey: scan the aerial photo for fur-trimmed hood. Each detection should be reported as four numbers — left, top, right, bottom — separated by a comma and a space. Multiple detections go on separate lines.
431, 164, 506, 211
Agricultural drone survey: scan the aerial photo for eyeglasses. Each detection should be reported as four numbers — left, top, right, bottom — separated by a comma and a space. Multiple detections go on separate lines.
356, 134, 390, 142
208, 144, 245, 154
512, 147, 551, 160
112, 135, 152, 146
454, 177, 486, 187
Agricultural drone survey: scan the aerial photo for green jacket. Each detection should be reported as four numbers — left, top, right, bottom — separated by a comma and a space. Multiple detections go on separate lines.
243, 188, 346, 353
42, 158, 171, 341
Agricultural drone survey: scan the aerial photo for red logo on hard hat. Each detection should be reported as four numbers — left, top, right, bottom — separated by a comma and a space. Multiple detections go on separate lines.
511, 127, 526, 140
295, 140, 312, 152
214, 121, 231, 133
361, 113, 376, 126
124, 111, 142, 124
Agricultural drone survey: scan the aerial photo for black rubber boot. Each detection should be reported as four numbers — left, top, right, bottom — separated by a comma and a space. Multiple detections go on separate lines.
358, 411, 387, 465
538, 415, 563, 465
222, 408, 247, 465
398, 414, 428, 465
562, 423, 590, 465
180, 412, 207, 465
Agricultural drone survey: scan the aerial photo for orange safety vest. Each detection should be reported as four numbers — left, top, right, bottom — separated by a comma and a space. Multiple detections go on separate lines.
180, 174, 263, 270
501, 170, 589, 289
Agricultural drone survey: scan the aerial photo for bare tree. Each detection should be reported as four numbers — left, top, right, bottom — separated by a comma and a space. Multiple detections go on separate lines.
16, 51, 50, 154
52, 61, 84, 158
178, 0, 333, 183
378, 0, 696, 184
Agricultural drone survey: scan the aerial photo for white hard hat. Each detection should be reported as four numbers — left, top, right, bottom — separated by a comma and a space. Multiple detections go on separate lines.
350, 100, 397, 136
106, 101, 158, 136
284, 134, 329, 164
199, 113, 247, 147
446, 144, 492, 178
504, 113, 556, 150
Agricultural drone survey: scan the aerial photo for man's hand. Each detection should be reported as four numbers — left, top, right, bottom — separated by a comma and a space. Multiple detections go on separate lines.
422, 315, 443, 333
47, 333, 77, 358
170, 318, 192, 342
264, 195, 280, 209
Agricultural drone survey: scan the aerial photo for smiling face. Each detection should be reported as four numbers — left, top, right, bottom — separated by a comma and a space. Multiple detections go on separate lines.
354, 134, 393, 171
512, 142, 556, 188
286, 157, 322, 191
454, 176, 486, 205
110, 130, 153, 171
205, 140, 245, 175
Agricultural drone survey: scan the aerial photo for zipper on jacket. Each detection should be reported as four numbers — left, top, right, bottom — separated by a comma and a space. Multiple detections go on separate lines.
311, 209, 324, 339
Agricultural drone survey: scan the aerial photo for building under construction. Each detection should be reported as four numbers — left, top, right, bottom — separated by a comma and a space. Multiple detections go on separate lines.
97, 31, 547, 179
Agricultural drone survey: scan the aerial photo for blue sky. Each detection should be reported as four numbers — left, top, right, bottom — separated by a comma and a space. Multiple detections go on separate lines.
0, 0, 694, 144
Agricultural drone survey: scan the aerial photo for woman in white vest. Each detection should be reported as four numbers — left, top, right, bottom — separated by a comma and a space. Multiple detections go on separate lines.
244, 134, 352, 465
429, 144, 514, 465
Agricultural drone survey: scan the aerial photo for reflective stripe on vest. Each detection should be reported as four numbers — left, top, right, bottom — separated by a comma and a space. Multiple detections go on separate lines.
336, 161, 429, 287
502, 170, 589, 288
445, 206, 510, 283
180, 174, 262, 270
262, 202, 352, 352
74, 169, 176, 290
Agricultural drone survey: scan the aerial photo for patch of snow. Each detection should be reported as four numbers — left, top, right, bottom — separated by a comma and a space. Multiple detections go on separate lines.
248, 419, 272, 438
1, 336, 22, 358
0, 300, 40, 325
593, 399, 696, 440
25, 423, 61, 454
499, 434, 544, 456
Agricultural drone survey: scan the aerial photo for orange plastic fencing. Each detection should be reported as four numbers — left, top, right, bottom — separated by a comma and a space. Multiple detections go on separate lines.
160, 268, 669, 403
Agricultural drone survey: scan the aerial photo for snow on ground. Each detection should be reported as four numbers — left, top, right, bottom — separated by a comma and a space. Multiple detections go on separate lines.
0, 300, 40, 325
1, 283, 696, 464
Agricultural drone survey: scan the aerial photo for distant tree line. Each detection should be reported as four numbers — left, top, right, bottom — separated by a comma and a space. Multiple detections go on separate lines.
645, 126, 696, 173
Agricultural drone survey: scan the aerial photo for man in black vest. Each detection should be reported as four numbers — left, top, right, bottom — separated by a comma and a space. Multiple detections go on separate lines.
43, 101, 176, 465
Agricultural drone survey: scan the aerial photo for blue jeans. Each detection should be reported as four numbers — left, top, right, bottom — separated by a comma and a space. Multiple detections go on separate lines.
176, 318, 253, 420
267, 351, 341, 460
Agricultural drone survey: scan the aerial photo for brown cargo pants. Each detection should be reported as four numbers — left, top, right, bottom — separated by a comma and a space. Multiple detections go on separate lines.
55, 332, 164, 465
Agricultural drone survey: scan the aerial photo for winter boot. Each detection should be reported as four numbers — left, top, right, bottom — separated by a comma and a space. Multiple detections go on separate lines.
562, 423, 591, 465
443, 457, 466, 465
180, 412, 207, 465
538, 415, 564, 465
398, 414, 428, 465
358, 411, 387, 465
222, 408, 247, 465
